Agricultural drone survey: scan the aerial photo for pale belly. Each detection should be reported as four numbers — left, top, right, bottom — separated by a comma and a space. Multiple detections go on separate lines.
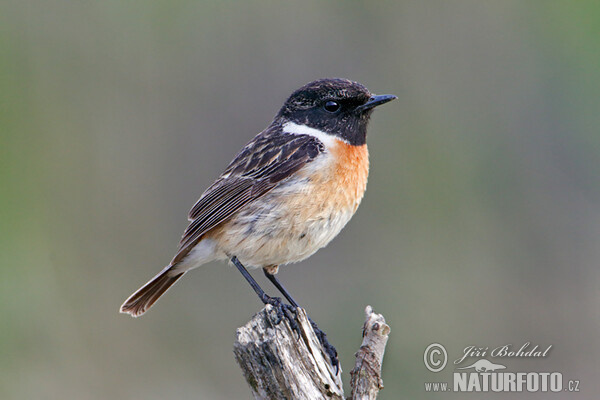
214, 177, 360, 268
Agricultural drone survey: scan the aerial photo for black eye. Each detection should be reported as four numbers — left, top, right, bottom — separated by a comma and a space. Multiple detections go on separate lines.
323, 100, 340, 113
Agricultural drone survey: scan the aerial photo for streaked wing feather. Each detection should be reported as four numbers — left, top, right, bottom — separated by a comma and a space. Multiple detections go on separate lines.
172, 127, 324, 265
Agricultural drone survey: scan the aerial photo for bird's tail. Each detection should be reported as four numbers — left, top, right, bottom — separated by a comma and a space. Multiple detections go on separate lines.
120, 266, 184, 317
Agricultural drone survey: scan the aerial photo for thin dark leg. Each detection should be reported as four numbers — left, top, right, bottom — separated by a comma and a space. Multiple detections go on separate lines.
263, 269, 299, 308
231, 257, 299, 330
231, 256, 270, 304
232, 257, 339, 373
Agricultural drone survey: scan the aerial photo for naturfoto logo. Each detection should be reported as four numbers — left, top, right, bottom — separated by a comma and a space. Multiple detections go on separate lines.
423, 342, 580, 393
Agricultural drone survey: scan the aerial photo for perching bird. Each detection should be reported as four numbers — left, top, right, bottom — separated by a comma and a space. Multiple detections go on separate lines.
120, 78, 396, 362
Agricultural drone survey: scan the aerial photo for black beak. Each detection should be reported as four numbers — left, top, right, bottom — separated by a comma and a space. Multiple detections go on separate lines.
357, 94, 397, 112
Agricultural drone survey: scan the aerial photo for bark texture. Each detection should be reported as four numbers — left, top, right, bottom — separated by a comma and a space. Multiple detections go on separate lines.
234, 305, 390, 400
349, 306, 391, 400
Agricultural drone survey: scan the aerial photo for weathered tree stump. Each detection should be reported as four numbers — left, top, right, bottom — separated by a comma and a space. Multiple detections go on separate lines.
234, 305, 390, 400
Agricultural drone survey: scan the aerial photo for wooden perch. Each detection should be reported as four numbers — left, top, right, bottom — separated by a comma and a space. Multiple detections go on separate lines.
234, 305, 390, 400
349, 306, 391, 399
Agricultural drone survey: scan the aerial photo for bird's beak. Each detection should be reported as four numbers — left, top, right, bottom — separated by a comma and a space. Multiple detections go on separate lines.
356, 94, 397, 112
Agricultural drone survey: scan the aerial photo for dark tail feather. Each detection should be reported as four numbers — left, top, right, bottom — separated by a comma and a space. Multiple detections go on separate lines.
120, 266, 184, 317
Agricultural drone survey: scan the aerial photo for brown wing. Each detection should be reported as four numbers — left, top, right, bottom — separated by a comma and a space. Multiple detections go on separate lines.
171, 125, 325, 264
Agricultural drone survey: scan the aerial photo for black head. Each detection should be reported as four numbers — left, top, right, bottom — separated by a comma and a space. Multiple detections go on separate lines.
275, 78, 396, 146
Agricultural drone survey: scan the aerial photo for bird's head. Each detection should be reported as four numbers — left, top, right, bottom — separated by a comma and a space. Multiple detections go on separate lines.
276, 78, 396, 146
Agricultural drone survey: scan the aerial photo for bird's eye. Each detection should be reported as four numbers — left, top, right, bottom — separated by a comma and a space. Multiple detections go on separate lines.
323, 100, 340, 113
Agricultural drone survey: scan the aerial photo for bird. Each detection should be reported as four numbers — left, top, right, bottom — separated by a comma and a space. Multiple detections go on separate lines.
120, 78, 396, 361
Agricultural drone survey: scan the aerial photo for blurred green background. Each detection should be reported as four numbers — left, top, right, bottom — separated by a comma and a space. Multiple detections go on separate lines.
2, 1, 599, 399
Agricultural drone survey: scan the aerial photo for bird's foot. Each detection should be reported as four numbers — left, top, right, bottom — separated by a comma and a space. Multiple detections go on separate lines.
262, 296, 339, 372
261, 294, 339, 373
262, 295, 300, 334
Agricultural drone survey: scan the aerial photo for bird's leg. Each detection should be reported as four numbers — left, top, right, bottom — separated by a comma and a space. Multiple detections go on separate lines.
263, 268, 299, 307
231, 256, 270, 304
263, 268, 339, 372
230, 257, 298, 331
231, 257, 339, 371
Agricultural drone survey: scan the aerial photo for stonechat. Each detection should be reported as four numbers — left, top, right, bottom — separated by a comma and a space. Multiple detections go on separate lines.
120, 78, 396, 364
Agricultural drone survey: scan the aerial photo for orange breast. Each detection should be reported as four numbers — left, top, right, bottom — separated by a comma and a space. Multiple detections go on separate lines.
301, 140, 369, 212
331, 142, 369, 210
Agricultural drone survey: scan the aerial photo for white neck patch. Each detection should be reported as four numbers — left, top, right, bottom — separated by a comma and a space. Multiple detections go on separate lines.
282, 122, 347, 147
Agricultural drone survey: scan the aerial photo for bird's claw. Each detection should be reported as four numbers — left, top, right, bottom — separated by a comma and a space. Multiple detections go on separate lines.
264, 296, 300, 334
263, 295, 339, 373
